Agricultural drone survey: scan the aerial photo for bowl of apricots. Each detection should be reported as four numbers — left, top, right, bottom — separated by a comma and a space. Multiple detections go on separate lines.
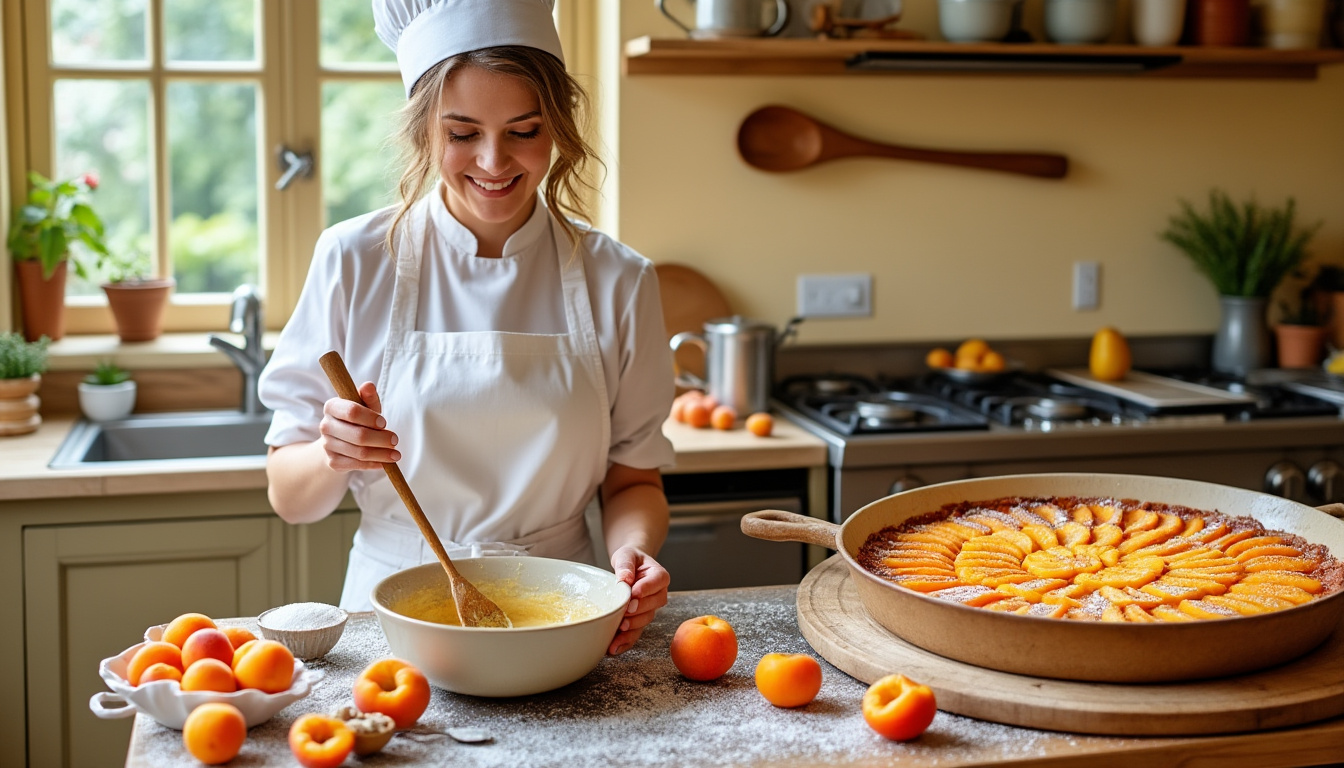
90, 612, 322, 730
926, 339, 1017, 384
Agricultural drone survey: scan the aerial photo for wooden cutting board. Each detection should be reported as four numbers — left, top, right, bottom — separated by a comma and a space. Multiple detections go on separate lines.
654, 263, 732, 384
797, 555, 1344, 736
1047, 368, 1258, 409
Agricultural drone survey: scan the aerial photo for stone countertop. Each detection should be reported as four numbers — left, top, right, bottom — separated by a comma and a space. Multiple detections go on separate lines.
0, 416, 829, 501
126, 586, 1344, 768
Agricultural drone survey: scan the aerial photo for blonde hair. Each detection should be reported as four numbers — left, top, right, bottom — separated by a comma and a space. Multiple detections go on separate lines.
383, 47, 601, 258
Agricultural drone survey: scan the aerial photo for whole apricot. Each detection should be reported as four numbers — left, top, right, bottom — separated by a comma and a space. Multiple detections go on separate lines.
669, 615, 737, 681
163, 612, 217, 649
710, 404, 737, 430
289, 713, 355, 768
138, 662, 183, 685
231, 639, 257, 670
955, 339, 990, 362
1089, 327, 1132, 382
220, 626, 257, 650
745, 412, 774, 437
862, 674, 937, 741
181, 658, 237, 693
925, 348, 953, 369
979, 350, 1007, 373
353, 658, 431, 730
233, 639, 296, 694
182, 628, 236, 669
182, 702, 246, 765
684, 400, 713, 429
127, 641, 183, 686
755, 653, 823, 708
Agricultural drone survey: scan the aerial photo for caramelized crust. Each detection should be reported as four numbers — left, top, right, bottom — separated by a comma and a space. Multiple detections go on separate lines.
858, 496, 1344, 622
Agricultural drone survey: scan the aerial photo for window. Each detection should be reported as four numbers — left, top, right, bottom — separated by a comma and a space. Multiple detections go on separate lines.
6, 1, 597, 335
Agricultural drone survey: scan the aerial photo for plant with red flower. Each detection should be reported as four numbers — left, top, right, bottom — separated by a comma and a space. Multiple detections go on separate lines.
7, 171, 108, 280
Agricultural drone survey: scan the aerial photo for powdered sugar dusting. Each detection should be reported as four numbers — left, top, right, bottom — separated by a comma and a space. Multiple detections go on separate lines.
128, 590, 1142, 767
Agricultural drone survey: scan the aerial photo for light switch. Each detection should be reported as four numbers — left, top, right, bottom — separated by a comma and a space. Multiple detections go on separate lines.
797, 274, 872, 318
1073, 261, 1099, 311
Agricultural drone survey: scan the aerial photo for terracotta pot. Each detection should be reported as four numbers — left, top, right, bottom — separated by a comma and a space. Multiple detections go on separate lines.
14, 260, 67, 342
1193, 0, 1251, 43
1275, 324, 1328, 368
102, 279, 174, 342
0, 373, 42, 437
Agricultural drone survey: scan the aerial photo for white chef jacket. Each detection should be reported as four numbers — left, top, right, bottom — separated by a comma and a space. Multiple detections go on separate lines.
259, 189, 677, 497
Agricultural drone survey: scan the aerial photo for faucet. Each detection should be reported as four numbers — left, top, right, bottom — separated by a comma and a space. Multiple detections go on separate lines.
209, 285, 269, 415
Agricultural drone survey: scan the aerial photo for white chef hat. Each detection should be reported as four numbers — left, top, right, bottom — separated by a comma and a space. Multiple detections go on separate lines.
374, 0, 565, 97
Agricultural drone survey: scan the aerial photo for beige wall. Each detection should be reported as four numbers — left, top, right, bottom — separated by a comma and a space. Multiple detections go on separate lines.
615, 1, 1344, 345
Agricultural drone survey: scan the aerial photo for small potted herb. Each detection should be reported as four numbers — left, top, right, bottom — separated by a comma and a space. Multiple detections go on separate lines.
0, 332, 50, 436
98, 249, 175, 342
78, 361, 136, 422
1274, 288, 1328, 369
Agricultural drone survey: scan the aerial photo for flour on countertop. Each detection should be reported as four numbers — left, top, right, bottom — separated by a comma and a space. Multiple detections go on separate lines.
128, 591, 1136, 767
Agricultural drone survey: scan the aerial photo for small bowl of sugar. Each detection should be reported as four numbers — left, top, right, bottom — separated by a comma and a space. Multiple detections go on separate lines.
257, 602, 348, 661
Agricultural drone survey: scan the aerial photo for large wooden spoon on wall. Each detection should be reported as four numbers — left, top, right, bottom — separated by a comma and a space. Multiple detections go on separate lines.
737, 105, 1068, 179
319, 350, 512, 629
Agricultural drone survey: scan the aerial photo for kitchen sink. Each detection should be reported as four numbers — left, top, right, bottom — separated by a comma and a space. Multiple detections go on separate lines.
48, 410, 272, 469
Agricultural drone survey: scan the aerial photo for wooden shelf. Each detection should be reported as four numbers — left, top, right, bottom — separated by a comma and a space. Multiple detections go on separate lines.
624, 36, 1344, 79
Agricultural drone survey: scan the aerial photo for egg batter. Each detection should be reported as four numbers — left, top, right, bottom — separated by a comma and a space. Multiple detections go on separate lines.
391, 578, 602, 628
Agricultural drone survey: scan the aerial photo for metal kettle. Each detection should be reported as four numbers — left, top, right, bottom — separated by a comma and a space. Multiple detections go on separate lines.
670, 315, 801, 415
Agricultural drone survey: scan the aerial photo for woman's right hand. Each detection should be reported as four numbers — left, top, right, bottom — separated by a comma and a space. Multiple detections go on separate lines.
318, 381, 401, 471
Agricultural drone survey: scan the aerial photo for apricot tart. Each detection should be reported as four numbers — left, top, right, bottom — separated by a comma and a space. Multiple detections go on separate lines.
857, 496, 1344, 622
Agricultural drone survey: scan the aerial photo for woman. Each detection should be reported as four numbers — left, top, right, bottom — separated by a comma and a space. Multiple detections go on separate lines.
258, 0, 675, 656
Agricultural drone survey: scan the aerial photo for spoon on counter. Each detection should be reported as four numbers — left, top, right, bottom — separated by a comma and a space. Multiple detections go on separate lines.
736, 105, 1069, 179
319, 350, 512, 629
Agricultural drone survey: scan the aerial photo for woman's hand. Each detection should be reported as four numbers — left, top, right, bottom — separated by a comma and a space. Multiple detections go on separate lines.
608, 545, 669, 656
318, 381, 401, 471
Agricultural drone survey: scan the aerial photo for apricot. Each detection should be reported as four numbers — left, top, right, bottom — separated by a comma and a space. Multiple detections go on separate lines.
755, 653, 822, 708
181, 658, 237, 693
684, 400, 713, 429
745, 412, 774, 437
138, 662, 183, 685
669, 615, 737, 681
231, 639, 257, 670
233, 639, 296, 694
353, 658, 431, 730
925, 348, 953, 369
979, 350, 1006, 372
182, 702, 246, 765
710, 404, 737, 430
221, 626, 257, 650
289, 713, 355, 768
862, 674, 937, 741
163, 612, 217, 648
127, 641, 183, 686
182, 628, 236, 669
955, 339, 990, 362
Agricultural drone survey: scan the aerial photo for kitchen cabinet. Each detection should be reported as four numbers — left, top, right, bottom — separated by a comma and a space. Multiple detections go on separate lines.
624, 36, 1344, 79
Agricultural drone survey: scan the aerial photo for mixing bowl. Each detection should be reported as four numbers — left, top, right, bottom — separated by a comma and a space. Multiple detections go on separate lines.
370, 557, 631, 697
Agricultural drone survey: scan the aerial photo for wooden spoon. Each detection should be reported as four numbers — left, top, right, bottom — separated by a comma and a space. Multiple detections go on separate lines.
318, 350, 512, 629
737, 105, 1068, 179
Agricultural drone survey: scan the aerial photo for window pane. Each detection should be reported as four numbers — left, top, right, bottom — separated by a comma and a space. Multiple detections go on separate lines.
320, 0, 397, 65
51, 0, 147, 65
165, 0, 257, 64
322, 81, 402, 226
167, 82, 259, 294
53, 79, 151, 296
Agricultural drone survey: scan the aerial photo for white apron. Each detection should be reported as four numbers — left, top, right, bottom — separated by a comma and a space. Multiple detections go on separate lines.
339, 196, 611, 611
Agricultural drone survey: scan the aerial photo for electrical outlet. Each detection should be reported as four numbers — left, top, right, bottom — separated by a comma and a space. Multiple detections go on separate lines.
797, 273, 872, 318
1073, 261, 1099, 311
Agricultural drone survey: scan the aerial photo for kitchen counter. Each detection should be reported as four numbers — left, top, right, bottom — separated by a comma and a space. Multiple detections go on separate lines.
125, 584, 1344, 767
0, 415, 830, 500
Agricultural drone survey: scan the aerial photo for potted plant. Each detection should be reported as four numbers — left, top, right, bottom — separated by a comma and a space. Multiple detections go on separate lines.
7, 171, 109, 342
1160, 189, 1320, 375
99, 249, 174, 342
1307, 264, 1344, 349
1274, 289, 1328, 369
0, 332, 49, 436
78, 361, 136, 422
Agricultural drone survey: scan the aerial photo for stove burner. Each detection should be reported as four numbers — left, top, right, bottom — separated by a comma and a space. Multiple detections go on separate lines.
1025, 398, 1089, 421
856, 399, 918, 427
814, 378, 858, 396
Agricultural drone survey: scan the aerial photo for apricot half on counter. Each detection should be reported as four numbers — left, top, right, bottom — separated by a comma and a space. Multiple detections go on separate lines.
669, 615, 738, 681
289, 713, 355, 768
862, 674, 937, 741
754, 653, 822, 708
353, 658, 431, 730
232, 639, 295, 693
163, 612, 217, 649
182, 702, 247, 765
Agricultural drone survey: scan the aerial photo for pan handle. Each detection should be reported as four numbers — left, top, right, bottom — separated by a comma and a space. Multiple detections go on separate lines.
741, 510, 840, 549
1317, 503, 1344, 519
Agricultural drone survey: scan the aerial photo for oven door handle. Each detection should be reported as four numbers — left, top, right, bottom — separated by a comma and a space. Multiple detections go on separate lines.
668, 497, 803, 519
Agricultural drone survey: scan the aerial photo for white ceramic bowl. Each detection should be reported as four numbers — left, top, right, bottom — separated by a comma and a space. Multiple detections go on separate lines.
258, 603, 349, 660
938, 0, 1018, 42
89, 625, 321, 729
1044, 0, 1117, 43
371, 557, 631, 697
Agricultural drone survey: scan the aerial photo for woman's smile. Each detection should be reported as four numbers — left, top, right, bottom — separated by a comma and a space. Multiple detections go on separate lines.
469, 174, 521, 195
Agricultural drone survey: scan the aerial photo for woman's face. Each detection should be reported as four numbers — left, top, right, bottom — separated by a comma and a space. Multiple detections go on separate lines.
436, 66, 553, 243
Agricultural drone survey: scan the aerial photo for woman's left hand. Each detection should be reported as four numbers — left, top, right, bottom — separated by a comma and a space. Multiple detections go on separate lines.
608, 546, 669, 655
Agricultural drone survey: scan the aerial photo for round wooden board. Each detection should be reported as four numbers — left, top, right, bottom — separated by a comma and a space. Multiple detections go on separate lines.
654, 263, 731, 383
797, 555, 1344, 736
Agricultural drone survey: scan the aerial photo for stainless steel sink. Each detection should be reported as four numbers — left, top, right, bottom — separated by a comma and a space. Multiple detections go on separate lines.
49, 410, 272, 469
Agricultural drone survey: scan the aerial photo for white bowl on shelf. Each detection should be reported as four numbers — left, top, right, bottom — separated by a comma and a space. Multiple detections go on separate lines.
938, 0, 1020, 42
1044, 0, 1117, 43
